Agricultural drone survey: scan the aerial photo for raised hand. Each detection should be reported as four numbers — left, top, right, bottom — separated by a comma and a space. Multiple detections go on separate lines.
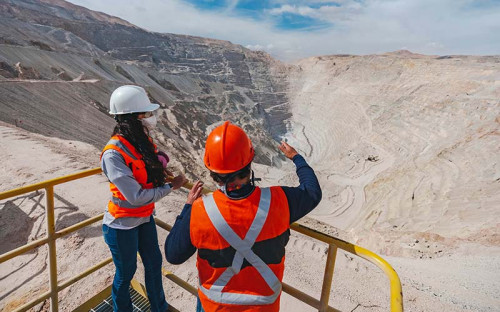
187, 180, 204, 204
278, 141, 298, 160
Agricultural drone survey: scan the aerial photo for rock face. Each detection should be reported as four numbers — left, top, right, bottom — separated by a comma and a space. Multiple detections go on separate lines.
1, 0, 499, 249
2, 2, 500, 312
287, 53, 500, 251
0, 61, 16, 77
14, 62, 42, 79
0, 0, 291, 180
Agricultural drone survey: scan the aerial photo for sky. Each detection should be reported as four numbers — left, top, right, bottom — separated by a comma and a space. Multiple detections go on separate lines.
67, 0, 500, 61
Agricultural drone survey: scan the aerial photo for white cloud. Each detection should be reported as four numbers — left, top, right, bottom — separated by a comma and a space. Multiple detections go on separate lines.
246, 43, 276, 51
268, 5, 315, 16
270, 0, 352, 4
246, 44, 265, 51
66, 0, 500, 61
267, 2, 362, 22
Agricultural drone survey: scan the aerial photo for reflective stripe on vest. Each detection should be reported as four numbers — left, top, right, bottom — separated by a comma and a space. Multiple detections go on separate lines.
102, 135, 154, 218
107, 139, 137, 161
199, 188, 282, 305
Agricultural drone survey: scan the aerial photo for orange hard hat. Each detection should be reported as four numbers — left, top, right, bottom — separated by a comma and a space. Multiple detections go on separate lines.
204, 121, 255, 174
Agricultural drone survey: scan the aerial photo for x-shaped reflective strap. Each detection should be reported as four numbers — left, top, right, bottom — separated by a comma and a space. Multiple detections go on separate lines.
200, 188, 282, 305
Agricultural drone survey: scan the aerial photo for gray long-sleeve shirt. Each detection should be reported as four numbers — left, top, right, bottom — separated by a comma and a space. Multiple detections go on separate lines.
101, 149, 172, 229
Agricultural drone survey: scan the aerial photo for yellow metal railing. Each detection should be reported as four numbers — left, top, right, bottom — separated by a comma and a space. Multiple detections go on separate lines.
0, 168, 403, 312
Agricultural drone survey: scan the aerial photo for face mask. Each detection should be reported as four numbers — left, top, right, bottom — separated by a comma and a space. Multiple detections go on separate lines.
141, 115, 157, 130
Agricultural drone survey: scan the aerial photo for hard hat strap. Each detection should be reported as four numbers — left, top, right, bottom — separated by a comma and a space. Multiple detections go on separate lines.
222, 169, 262, 200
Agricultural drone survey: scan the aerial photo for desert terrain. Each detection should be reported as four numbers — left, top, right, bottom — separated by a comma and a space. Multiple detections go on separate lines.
1, 0, 499, 311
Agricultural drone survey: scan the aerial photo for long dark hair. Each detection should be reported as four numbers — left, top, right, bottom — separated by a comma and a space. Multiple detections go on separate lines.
112, 113, 166, 187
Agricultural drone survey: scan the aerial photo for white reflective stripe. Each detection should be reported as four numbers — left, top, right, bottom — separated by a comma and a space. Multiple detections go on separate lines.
110, 196, 142, 209
245, 188, 271, 244
107, 139, 138, 160
226, 189, 272, 277
231, 252, 244, 275
199, 283, 281, 305
208, 268, 234, 292
201, 188, 281, 305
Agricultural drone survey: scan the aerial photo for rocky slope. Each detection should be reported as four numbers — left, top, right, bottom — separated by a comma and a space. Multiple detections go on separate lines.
287, 51, 500, 257
0, 0, 291, 181
1, 1, 500, 311
283, 52, 500, 311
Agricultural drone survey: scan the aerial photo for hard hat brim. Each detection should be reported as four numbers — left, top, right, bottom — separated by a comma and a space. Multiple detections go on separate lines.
143, 103, 160, 112
109, 103, 160, 115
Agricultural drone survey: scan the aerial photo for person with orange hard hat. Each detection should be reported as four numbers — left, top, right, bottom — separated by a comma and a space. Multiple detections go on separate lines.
165, 121, 322, 312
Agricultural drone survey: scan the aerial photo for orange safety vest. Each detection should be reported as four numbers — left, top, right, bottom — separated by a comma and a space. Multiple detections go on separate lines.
101, 135, 155, 218
190, 186, 290, 312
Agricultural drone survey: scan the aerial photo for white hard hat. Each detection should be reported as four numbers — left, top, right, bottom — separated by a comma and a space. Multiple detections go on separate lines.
109, 85, 159, 115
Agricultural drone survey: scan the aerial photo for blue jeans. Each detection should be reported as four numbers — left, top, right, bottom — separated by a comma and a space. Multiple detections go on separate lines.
103, 217, 168, 312
196, 296, 205, 312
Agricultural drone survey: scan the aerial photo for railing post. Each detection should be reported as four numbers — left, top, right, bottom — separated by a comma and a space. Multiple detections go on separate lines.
0, 168, 403, 312
319, 244, 337, 312
45, 186, 58, 312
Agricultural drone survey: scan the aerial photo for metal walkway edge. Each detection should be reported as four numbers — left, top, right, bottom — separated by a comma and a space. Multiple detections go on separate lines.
79, 279, 181, 312
90, 286, 150, 312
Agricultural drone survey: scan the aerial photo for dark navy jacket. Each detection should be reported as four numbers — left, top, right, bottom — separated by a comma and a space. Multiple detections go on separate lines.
165, 154, 322, 264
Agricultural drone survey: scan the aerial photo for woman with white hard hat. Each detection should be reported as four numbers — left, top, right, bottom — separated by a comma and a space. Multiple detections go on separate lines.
100, 85, 186, 311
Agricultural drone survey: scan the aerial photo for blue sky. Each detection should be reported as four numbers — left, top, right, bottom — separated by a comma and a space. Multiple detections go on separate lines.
180, 0, 337, 30
67, 0, 500, 61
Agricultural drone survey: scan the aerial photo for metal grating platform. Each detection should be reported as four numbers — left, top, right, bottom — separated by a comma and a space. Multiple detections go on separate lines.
89, 286, 151, 312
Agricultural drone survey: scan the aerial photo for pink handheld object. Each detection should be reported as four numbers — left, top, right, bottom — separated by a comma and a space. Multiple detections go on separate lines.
157, 151, 170, 168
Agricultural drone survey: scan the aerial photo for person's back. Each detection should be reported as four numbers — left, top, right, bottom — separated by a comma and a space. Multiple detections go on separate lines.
191, 186, 289, 311
165, 121, 322, 311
